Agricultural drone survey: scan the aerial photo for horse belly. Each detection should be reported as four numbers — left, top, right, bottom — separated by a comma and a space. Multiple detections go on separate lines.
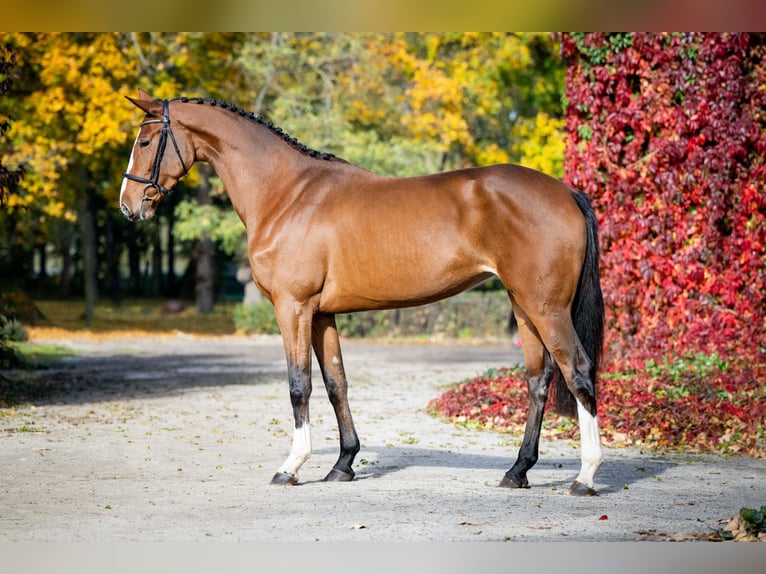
318, 233, 492, 313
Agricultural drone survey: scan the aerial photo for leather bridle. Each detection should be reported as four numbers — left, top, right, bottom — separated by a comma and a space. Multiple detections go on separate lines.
123, 99, 188, 201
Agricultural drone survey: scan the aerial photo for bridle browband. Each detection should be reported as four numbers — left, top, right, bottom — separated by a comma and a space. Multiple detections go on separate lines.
123, 99, 188, 200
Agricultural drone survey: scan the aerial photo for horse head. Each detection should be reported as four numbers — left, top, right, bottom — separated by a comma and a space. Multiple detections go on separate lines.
120, 90, 192, 221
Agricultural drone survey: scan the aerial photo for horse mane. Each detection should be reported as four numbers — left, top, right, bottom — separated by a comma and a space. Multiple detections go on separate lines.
171, 96, 345, 163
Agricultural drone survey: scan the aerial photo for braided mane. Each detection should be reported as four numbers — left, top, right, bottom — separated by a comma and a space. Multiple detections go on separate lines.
171, 96, 344, 162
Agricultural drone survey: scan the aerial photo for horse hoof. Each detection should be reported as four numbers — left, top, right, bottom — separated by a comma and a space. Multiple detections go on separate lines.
324, 468, 354, 482
270, 472, 298, 486
568, 480, 597, 496
499, 474, 529, 489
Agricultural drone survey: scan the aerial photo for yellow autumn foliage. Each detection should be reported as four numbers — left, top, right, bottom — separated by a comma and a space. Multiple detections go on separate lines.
2, 33, 143, 218
356, 33, 564, 170
511, 112, 565, 178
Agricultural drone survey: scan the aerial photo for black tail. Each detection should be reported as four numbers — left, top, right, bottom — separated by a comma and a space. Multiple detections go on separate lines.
551, 190, 605, 418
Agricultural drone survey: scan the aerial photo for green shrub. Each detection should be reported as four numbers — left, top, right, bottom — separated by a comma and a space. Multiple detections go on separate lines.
343, 290, 512, 339
232, 290, 512, 339
0, 316, 29, 343
0, 341, 26, 369
232, 300, 280, 334
739, 506, 766, 534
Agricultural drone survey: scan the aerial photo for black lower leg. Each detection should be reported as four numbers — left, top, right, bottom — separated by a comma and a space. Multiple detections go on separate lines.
270, 360, 311, 485
287, 361, 312, 425
500, 363, 552, 489
571, 372, 597, 417
311, 313, 360, 482
567, 345, 597, 416
323, 373, 360, 481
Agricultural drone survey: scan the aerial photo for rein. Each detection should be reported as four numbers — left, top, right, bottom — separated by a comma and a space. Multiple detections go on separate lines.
123, 99, 187, 200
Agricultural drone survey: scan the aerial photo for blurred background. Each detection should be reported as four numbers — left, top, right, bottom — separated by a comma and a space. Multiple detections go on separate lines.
0, 32, 564, 336
2, 31, 764, 458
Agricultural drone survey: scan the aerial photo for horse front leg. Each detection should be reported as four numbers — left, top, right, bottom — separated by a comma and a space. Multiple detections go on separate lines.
271, 298, 315, 486
312, 312, 360, 481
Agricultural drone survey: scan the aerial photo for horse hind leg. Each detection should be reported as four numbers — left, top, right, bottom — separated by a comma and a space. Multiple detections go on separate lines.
311, 313, 360, 482
570, 399, 603, 496
500, 307, 555, 489
534, 313, 604, 496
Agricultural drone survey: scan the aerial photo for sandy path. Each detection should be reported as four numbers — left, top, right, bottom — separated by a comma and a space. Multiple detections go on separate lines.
1, 334, 763, 541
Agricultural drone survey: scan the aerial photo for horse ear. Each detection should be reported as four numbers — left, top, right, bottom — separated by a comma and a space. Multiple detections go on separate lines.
126, 90, 162, 115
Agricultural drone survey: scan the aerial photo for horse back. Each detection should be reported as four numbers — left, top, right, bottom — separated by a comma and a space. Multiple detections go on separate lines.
279, 163, 587, 314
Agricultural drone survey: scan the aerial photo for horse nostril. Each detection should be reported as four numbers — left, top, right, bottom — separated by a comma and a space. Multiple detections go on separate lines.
120, 204, 132, 219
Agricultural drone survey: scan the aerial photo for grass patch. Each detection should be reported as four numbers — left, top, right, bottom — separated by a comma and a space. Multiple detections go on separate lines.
33, 298, 238, 336
11, 342, 75, 368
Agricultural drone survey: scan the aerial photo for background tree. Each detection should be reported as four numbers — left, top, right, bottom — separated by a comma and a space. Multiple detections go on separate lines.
0, 42, 23, 208
220, 32, 566, 179
0, 40, 28, 368
1, 32, 568, 318
371, 32, 566, 174
127, 32, 251, 312
1, 33, 140, 323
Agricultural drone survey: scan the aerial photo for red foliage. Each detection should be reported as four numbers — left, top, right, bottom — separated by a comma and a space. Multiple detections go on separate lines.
561, 32, 766, 364
430, 34, 766, 457
429, 360, 765, 457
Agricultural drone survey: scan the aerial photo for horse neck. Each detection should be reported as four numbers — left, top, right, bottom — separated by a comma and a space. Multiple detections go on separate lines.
174, 103, 312, 225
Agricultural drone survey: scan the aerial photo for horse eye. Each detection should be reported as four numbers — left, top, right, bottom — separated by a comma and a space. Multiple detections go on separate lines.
139, 140, 151, 149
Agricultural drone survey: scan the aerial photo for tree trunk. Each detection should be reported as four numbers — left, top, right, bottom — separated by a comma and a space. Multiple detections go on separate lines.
77, 192, 97, 326
127, 224, 142, 296
151, 221, 163, 296
103, 213, 122, 302
58, 230, 73, 297
195, 165, 215, 313
166, 201, 177, 296
37, 243, 47, 280
195, 237, 215, 313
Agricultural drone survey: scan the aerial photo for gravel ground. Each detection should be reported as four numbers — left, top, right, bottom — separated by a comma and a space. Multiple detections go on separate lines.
1, 333, 763, 542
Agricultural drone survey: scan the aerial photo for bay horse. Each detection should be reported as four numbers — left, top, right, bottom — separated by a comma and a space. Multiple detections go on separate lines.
120, 90, 605, 496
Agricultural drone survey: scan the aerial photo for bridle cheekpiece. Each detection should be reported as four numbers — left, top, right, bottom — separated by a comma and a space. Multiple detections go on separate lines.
123, 99, 187, 200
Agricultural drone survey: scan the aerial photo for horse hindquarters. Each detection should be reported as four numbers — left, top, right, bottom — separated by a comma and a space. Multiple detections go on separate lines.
565, 190, 605, 495
500, 190, 605, 494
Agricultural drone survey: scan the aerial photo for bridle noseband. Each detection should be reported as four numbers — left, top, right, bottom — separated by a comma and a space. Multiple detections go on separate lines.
123, 99, 188, 200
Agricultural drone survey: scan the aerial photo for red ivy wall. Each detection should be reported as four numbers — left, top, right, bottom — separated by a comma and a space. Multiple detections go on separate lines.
561, 33, 766, 366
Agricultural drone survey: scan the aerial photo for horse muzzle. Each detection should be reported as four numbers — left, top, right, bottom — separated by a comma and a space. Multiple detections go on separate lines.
120, 197, 157, 221
119, 202, 138, 221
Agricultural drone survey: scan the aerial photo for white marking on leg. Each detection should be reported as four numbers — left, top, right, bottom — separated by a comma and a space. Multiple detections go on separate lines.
277, 423, 312, 477
575, 400, 603, 488
332, 355, 340, 365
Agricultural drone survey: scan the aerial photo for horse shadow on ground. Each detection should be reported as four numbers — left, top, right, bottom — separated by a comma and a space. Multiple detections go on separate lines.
304, 445, 678, 493
3, 347, 681, 494
0, 351, 286, 407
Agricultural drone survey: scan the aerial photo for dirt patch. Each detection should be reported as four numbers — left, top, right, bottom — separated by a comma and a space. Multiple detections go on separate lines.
1, 333, 763, 541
